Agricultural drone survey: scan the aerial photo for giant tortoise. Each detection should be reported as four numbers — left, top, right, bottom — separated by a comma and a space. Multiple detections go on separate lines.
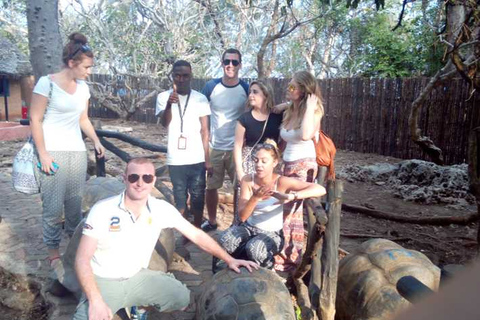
196, 267, 295, 320
336, 239, 441, 320
54, 177, 174, 296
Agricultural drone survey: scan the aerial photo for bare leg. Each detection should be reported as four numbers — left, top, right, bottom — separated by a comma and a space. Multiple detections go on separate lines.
206, 189, 218, 225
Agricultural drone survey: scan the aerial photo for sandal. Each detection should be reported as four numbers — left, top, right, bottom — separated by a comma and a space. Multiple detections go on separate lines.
48, 256, 61, 266
48, 256, 65, 282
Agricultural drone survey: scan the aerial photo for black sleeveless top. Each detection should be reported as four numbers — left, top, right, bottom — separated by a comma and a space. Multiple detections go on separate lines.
237, 110, 283, 147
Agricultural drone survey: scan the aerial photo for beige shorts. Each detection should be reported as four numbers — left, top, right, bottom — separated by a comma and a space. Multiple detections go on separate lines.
207, 148, 236, 190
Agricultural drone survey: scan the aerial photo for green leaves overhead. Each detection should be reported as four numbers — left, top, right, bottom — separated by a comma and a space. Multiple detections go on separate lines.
345, 0, 385, 10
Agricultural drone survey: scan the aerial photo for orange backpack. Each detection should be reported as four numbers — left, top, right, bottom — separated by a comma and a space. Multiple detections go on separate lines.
313, 131, 336, 180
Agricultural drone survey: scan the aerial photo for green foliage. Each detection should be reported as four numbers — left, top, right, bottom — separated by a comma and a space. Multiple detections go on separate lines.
346, 8, 443, 77
0, 0, 28, 55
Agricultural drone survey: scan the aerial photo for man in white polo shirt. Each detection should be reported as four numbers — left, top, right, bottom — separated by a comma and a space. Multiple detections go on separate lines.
156, 60, 211, 228
73, 158, 257, 320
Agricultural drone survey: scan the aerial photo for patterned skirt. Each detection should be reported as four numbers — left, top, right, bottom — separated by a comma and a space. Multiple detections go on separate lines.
274, 157, 317, 272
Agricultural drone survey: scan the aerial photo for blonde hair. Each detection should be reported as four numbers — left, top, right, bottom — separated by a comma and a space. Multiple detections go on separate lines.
282, 71, 324, 130
246, 80, 275, 112
253, 138, 281, 161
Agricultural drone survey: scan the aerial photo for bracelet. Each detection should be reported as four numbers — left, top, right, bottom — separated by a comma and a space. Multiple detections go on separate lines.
291, 191, 298, 200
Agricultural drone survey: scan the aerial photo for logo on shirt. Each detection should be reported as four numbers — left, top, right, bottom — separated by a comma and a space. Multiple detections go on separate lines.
83, 223, 93, 230
109, 216, 121, 232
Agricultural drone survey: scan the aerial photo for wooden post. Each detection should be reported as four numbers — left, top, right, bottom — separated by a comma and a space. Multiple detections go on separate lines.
2, 76, 9, 121
293, 197, 327, 320
95, 148, 106, 177
318, 179, 343, 320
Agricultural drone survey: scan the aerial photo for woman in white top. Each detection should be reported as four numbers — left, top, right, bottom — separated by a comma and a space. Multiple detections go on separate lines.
275, 71, 324, 272
218, 140, 325, 270
30, 32, 105, 269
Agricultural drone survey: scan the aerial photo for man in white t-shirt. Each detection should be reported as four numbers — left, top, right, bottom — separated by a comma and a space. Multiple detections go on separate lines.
201, 49, 249, 232
73, 158, 257, 320
156, 60, 211, 228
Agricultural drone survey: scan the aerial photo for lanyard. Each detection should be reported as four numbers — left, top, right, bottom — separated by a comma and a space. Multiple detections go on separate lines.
177, 92, 191, 134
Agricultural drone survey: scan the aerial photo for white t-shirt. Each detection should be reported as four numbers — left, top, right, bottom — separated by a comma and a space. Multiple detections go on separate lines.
155, 89, 210, 165
33, 76, 90, 151
83, 192, 186, 279
202, 79, 249, 151
280, 128, 317, 162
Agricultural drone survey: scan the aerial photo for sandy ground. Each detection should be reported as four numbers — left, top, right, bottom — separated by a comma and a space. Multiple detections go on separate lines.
1, 118, 477, 267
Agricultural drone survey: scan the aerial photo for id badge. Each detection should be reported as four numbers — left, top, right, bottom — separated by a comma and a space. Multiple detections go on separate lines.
178, 135, 187, 150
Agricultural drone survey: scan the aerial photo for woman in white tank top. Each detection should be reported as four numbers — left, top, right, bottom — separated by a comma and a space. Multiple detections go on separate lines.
217, 139, 325, 270
276, 71, 324, 272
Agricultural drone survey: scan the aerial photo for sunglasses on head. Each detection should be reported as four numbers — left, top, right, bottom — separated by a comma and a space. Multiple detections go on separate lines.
127, 174, 155, 184
223, 59, 240, 67
69, 44, 92, 60
254, 143, 276, 152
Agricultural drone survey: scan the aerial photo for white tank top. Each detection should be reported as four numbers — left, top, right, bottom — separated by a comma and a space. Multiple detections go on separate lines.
247, 177, 283, 232
280, 127, 316, 162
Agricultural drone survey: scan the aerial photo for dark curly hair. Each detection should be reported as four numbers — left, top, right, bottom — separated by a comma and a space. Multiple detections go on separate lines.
62, 32, 94, 66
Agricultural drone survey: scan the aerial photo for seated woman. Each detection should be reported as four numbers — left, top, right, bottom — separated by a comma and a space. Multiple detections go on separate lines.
218, 140, 326, 269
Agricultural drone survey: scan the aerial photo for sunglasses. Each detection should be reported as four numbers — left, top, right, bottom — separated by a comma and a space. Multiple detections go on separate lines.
287, 84, 298, 92
127, 174, 155, 184
69, 44, 92, 59
223, 59, 240, 67
254, 143, 276, 152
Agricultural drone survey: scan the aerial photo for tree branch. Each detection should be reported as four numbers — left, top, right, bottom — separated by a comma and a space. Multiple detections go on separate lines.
408, 60, 457, 164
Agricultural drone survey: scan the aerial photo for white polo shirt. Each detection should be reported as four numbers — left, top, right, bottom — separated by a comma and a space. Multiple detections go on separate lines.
83, 192, 185, 279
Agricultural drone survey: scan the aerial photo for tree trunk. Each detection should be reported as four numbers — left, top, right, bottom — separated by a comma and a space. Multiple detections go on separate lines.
26, 0, 63, 80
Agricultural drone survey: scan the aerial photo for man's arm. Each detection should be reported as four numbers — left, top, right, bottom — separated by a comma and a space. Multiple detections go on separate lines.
75, 235, 113, 320
175, 220, 258, 273
200, 115, 212, 176
158, 87, 178, 128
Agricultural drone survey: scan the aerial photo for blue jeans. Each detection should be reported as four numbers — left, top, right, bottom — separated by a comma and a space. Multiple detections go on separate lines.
168, 162, 206, 213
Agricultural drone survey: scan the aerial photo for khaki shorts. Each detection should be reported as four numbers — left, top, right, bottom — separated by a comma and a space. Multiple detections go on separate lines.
207, 149, 236, 190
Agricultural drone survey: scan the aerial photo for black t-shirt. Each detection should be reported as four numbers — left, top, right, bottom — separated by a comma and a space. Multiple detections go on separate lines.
238, 110, 283, 147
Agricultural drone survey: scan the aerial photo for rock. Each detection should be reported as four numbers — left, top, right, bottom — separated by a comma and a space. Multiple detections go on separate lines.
81, 177, 125, 214
336, 239, 440, 320
0, 266, 50, 319
196, 267, 295, 320
102, 125, 133, 133
337, 160, 472, 205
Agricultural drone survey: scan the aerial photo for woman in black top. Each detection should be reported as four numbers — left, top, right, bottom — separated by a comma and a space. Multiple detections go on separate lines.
233, 80, 283, 182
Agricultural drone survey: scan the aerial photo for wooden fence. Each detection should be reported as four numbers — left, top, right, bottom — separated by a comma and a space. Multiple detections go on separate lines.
88, 75, 480, 165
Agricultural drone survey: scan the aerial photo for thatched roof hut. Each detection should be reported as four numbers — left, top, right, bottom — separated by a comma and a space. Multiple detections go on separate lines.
0, 37, 32, 79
